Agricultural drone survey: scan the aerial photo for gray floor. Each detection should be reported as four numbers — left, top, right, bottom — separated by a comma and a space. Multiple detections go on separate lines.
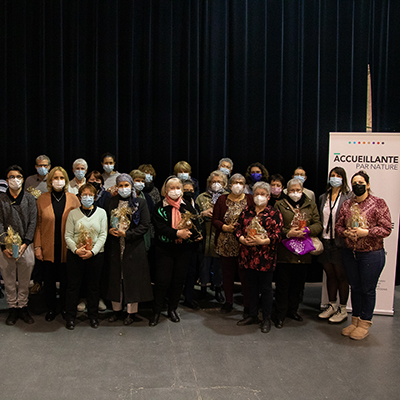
0, 284, 399, 400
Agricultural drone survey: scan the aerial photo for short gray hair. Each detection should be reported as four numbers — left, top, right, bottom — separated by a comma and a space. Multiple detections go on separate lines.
253, 181, 271, 196
229, 173, 245, 185
218, 157, 233, 170
36, 155, 51, 165
287, 178, 303, 191
207, 170, 227, 188
72, 158, 88, 171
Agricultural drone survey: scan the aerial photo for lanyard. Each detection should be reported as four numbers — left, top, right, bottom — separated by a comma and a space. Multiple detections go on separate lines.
326, 192, 340, 239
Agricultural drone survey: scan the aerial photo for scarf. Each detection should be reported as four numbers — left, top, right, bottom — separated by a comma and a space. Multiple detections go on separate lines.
165, 195, 182, 229
207, 187, 224, 205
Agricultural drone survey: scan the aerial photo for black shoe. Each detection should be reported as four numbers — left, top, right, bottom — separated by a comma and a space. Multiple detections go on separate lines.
149, 313, 160, 327
45, 310, 57, 322
168, 310, 180, 323
124, 313, 142, 325
108, 311, 123, 322
237, 316, 258, 326
261, 319, 271, 333
19, 307, 34, 324
6, 308, 19, 326
220, 303, 233, 314
275, 319, 284, 329
66, 319, 75, 330
90, 318, 99, 329
181, 300, 199, 310
214, 287, 225, 303
242, 307, 250, 319
287, 312, 303, 322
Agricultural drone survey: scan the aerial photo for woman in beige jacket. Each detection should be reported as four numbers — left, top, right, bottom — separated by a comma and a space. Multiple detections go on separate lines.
34, 167, 80, 321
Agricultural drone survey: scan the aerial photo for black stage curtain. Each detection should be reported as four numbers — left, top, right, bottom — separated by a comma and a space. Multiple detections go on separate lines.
0, 0, 399, 192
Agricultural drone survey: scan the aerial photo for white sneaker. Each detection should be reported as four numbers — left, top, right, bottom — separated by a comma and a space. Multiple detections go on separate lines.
329, 306, 348, 324
98, 299, 107, 311
318, 303, 336, 319
77, 300, 86, 312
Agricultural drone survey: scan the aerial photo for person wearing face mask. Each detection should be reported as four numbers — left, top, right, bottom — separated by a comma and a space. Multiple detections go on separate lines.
244, 162, 269, 194
217, 157, 234, 177
86, 170, 112, 210
138, 164, 161, 206
317, 167, 352, 324
195, 170, 229, 302
24, 155, 52, 198
68, 158, 88, 195
212, 173, 254, 316
283, 166, 315, 203
235, 182, 283, 333
268, 174, 285, 207
335, 171, 391, 340
273, 178, 322, 329
150, 176, 202, 326
174, 161, 199, 199
0, 165, 37, 325
64, 183, 108, 330
101, 152, 121, 191
106, 174, 153, 325
34, 167, 80, 321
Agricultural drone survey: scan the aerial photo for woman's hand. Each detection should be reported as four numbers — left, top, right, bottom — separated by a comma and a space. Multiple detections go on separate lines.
177, 229, 192, 240
344, 229, 357, 240
352, 227, 368, 238
287, 228, 305, 239
201, 208, 213, 218
222, 224, 235, 233
80, 250, 93, 260
109, 228, 126, 238
75, 246, 87, 257
195, 234, 203, 242
35, 247, 44, 261
243, 235, 270, 246
2, 249, 13, 259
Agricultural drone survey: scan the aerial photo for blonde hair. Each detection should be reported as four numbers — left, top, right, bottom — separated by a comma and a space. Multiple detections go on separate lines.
138, 164, 156, 178
129, 169, 146, 181
47, 167, 69, 193
161, 176, 182, 197
174, 161, 192, 175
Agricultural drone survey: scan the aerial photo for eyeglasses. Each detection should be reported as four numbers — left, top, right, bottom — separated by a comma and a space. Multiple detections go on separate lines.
8, 175, 23, 180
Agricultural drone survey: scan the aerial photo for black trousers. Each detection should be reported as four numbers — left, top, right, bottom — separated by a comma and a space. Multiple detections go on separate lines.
65, 251, 104, 320
153, 246, 192, 314
245, 268, 274, 320
43, 260, 67, 312
183, 252, 198, 303
274, 262, 307, 321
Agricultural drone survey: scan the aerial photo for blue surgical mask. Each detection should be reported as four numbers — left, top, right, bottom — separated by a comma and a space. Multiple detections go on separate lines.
145, 173, 153, 183
74, 170, 86, 180
329, 177, 342, 188
294, 175, 305, 184
81, 195, 94, 208
178, 172, 190, 181
250, 172, 262, 182
133, 182, 145, 192
219, 167, 230, 176
118, 187, 131, 198
37, 167, 48, 176
103, 164, 114, 174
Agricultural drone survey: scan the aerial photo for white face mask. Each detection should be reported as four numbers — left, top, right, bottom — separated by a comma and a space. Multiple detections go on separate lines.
211, 182, 223, 192
168, 189, 182, 200
231, 183, 244, 195
8, 178, 22, 190
118, 187, 131, 198
289, 192, 302, 202
52, 179, 65, 191
254, 195, 268, 206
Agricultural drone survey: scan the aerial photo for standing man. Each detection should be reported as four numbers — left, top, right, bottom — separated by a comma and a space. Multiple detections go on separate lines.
283, 166, 315, 203
0, 165, 37, 325
24, 155, 51, 198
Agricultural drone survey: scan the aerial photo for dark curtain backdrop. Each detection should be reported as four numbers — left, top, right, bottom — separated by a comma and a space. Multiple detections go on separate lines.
1, 0, 399, 193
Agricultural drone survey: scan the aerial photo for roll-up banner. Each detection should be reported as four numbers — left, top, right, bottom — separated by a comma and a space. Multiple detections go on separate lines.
322, 132, 400, 315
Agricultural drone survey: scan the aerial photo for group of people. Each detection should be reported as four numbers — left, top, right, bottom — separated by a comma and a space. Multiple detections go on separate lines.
0, 154, 391, 340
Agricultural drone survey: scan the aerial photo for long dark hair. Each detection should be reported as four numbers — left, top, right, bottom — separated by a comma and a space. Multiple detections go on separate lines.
245, 162, 269, 185
325, 166, 350, 193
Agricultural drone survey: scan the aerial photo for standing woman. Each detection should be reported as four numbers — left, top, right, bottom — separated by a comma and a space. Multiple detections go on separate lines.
212, 173, 254, 314
150, 176, 202, 326
34, 167, 80, 321
244, 162, 269, 194
235, 182, 283, 333
336, 171, 391, 340
107, 174, 153, 325
318, 167, 352, 323
64, 183, 108, 330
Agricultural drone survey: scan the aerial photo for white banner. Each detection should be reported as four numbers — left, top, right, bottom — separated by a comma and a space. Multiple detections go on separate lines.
323, 132, 400, 315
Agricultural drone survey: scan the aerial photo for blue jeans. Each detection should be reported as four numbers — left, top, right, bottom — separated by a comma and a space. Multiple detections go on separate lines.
342, 248, 385, 321
199, 256, 222, 287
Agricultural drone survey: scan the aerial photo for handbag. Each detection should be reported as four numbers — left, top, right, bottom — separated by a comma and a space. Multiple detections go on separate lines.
310, 237, 324, 255
281, 235, 315, 256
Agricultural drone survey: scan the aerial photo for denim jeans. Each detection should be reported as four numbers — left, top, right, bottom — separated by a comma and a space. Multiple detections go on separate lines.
199, 256, 222, 287
342, 248, 385, 321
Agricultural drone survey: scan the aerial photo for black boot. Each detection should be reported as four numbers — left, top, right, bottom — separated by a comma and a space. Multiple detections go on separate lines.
108, 310, 123, 322
19, 307, 34, 324
6, 308, 19, 326
149, 313, 160, 327
214, 287, 225, 303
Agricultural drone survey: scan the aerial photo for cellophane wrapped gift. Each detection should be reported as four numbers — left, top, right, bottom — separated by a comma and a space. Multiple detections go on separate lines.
0, 226, 23, 258
77, 224, 96, 250
291, 209, 308, 230
246, 216, 268, 238
226, 202, 244, 225
177, 210, 202, 241
349, 203, 368, 229
110, 203, 133, 232
26, 186, 42, 199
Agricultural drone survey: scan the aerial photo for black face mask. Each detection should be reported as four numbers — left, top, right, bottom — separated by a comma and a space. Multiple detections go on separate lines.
183, 191, 194, 201
352, 184, 367, 197
90, 182, 101, 192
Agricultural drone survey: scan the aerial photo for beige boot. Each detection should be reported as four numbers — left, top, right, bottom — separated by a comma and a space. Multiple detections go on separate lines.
350, 319, 372, 340
341, 316, 359, 337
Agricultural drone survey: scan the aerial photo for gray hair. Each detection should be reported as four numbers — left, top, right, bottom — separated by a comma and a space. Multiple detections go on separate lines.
36, 155, 51, 165
287, 178, 303, 191
72, 158, 88, 171
218, 157, 233, 170
253, 181, 271, 196
207, 170, 227, 188
229, 173, 245, 185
